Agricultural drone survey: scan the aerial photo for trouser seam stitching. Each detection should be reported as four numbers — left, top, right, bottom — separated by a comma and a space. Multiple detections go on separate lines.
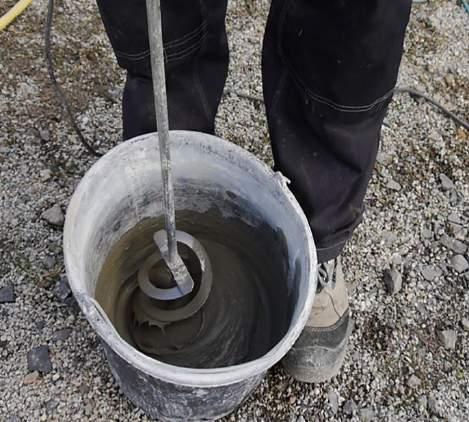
114, 21, 207, 61
301, 80, 395, 112
277, 0, 395, 113
166, 33, 207, 62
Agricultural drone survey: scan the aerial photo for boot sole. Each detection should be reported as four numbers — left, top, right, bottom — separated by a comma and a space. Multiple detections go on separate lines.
282, 317, 353, 383
282, 341, 348, 383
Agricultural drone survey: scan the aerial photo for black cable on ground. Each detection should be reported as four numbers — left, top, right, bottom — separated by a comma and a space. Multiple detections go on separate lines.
45, 0, 102, 157
394, 86, 469, 131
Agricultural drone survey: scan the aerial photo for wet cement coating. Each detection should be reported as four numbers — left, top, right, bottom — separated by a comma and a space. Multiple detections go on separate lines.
95, 211, 290, 369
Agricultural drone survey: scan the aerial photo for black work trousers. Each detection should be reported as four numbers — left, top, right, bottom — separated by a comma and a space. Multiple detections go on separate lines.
96, 0, 412, 263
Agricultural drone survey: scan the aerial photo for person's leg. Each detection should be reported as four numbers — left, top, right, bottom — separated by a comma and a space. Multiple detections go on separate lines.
96, 0, 229, 139
263, 0, 412, 382
263, 0, 412, 263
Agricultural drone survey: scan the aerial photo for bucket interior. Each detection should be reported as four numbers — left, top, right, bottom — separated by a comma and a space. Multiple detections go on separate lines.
65, 132, 314, 372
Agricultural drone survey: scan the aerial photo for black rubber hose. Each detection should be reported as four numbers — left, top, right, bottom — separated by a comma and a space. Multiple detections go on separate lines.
44, 0, 102, 157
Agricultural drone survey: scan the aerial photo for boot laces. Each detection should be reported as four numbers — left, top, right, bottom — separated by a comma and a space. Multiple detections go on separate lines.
318, 258, 337, 291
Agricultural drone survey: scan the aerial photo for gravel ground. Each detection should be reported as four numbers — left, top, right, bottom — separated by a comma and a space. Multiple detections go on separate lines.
1, 0, 468, 421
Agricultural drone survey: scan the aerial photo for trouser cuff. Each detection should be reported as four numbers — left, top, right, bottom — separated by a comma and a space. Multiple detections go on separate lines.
316, 240, 347, 263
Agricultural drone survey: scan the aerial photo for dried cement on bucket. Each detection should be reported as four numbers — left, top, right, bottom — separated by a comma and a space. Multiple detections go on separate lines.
95, 209, 291, 369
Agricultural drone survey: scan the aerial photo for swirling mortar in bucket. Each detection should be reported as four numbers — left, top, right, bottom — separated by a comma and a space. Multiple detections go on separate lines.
63, 0, 317, 420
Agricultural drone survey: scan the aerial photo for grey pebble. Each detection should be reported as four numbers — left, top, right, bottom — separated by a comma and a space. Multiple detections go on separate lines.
6, 417, 21, 422
35, 320, 46, 331
449, 189, 463, 207
53, 276, 72, 302
327, 390, 339, 414
433, 221, 444, 236
382, 231, 397, 245
421, 265, 442, 281
39, 128, 50, 142
421, 227, 433, 239
27, 345, 52, 374
52, 328, 72, 342
44, 255, 57, 270
391, 253, 403, 269
343, 400, 357, 416
449, 190, 461, 206
428, 393, 443, 417
383, 269, 402, 294
448, 212, 463, 225
439, 173, 454, 191
41, 204, 64, 227
0, 285, 16, 303
449, 223, 467, 241
437, 329, 457, 349
79, 383, 90, 394
461, 319, 469, 331
386, 179, 401, 191
450, 255, 469, 273
415, 302, 426, 314
428, 129, 441, 142
84, 403, 94, 417
407, 374, 422, 388
418, 395, 427, 409
296, 416, 305, 422
359, 407, 374, 422
23, 371, 40, 385
376, 151, 393, 165
440, 234, 467, 254
46, 399, 58, 412
40, 169, 52, 182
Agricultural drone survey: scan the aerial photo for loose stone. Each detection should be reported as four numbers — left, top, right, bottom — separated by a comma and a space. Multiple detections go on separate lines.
359, 407, 374, 422
440, 234, 467, 254
437, 330, 457, 349
343, 400, 357, 416
327, 390, 339, 414
450, 255, 469, 273
407, 374, 421, 388
386, 179, 401, 191
53, 276, 72, 302
439, 173, 454, 190
52, 328, 72, 342
27, 346, 52, 374
0, 286, 16, 303
383, 269, 402, 294
41, 204, 64, 227
421, 265, 442, 281
23, 371, 40, 385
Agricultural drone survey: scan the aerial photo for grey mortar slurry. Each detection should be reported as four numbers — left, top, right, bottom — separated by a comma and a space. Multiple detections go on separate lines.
95, 210, 291, 369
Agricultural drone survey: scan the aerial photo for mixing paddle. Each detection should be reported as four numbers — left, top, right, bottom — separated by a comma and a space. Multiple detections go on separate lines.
136, 0, 212, 321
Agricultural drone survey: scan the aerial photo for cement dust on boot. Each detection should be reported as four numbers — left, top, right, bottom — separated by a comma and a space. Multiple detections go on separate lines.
283, 257, 353, 383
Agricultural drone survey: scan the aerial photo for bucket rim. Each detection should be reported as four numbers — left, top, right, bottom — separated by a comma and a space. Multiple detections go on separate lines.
64, 130, 317, 388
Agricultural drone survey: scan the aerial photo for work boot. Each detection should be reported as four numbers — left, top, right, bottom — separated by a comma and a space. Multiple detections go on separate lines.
283, 257, 353, 383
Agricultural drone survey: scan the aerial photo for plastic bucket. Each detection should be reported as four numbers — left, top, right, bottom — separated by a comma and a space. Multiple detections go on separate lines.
63, 130, 317, 421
